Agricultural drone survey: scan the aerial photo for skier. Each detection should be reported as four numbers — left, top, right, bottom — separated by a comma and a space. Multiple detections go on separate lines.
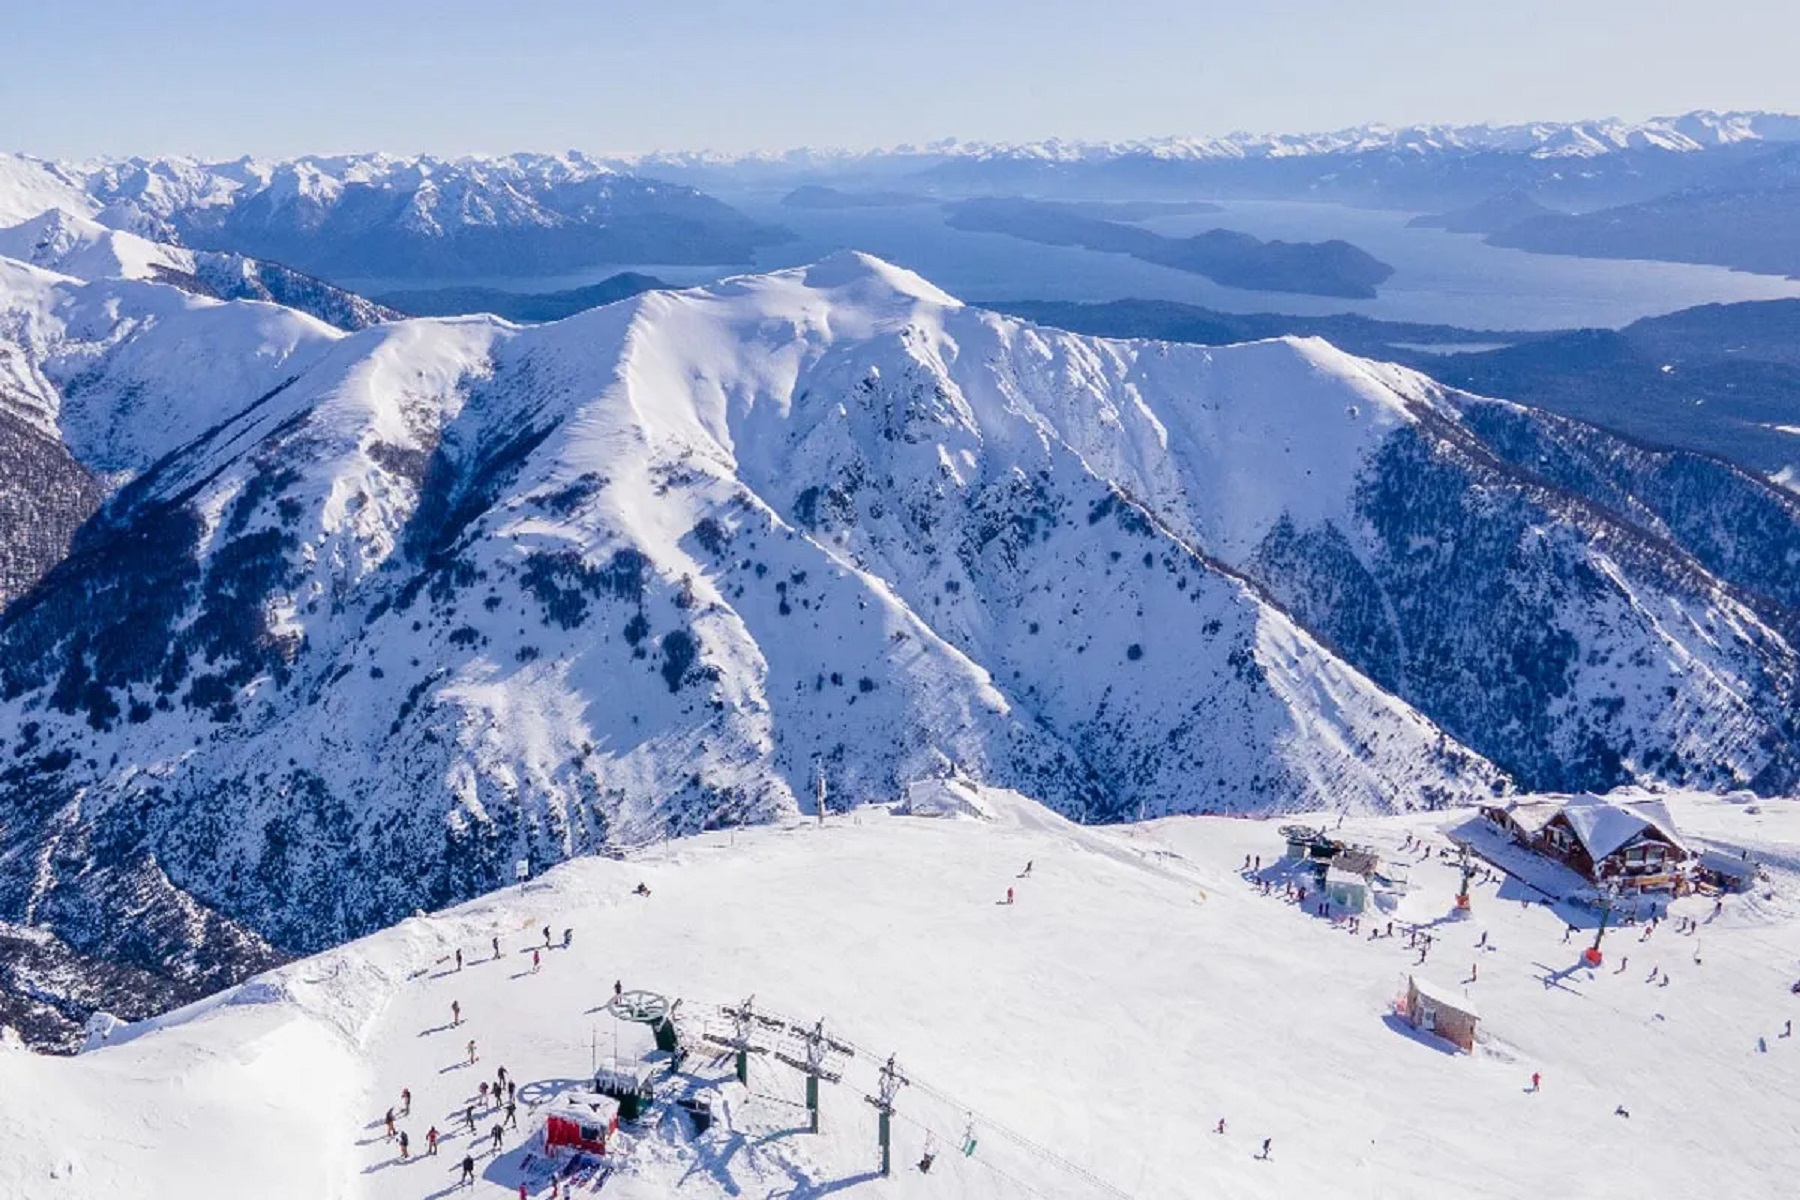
1005, 886, 1014, 905
562, 928, 573, 949
427, 1126, 440, 1156
467, 1038, 479, 1065
543, 925, 553, 949
491, 1124, 505, 1152
532, 948, 541, 973
1530, 1072, 1541, 1092
401, 1087, 412, 1116
1784, 1020, 1793, 1039
493, 935, 501, 960
508, 1080, 517, 1102
399, 1129, 411, 1160
456, 948, 464, 971
1215, 1118, 1226, 1135
465, 1106, 477, 1132
520, 1185, 529, 1200
1023, 860, 1034, 877
480, 1082, 490, 1105
1259, 1137, 1273, 1161
614, 979, 624, 1000
452, 999, 462, 1026
1243, 854, 1251, 872
506, 1100, 519, 1129
385, 1107, 397, 1139
1476, 931, 1488, 949
460, 1154, 476, 1187
1254, 855, 1261, 871
498, 1065, 509, 1087
1758, 1036, 1768, 1053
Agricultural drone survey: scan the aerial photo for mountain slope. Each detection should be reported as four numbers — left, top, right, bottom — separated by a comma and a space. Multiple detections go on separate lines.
0, 208, 400, 330
6, 254, 1800, 1050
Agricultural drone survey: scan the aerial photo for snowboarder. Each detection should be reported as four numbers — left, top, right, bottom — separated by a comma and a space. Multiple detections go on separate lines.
385, 1108, 397, 1139
399, 1129, 411, 1160
532, 948, 541, 973
562, 928, 573, 949
491, 1124, 505, 1152
1259, 1137, 1272, 1160
401, 1087, 412, 1116
918, 1151, 935, 1173
455, 948, 463, 971
452, 999, 462, 1026
460, 1154, 476, 1187
467, 1038, 479, 1065
427, 1126, 440, 1156
633, 882, 651, 897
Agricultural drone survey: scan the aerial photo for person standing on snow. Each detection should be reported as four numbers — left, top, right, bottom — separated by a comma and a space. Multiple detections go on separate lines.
460, 1154, 476, 1186
455, 948, 463, 971
562, 928, 573, 949
464, 1105, 477, 1132
1215, 1118, 1226, 1134
1259, 1138, 1272, 1160
399, 1129, 411, 1160
401, 1087, 412, 1116
385, 1108, 397, 1139
467, 1038, 478, 1065
543, 925, 553, 948
491, 1124, 505, 1153
532, 948, 541, 973
452, 999, 461, 1026
1005, 887, 1014, 905
1530, 1072, 1541, 1092
427, 1125, 440, 1155
492, 935, 501, 960
506, 1100, 519, 1129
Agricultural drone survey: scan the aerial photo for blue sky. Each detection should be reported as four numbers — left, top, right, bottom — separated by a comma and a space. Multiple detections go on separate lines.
7, 0, 1798, 157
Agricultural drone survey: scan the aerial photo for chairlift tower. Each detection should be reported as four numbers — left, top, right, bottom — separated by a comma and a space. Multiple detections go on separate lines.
1453, 844, 1476, 916
863, 1053, 909, 1176
704, 995, 769, 1085
773, 1017, 849, 1132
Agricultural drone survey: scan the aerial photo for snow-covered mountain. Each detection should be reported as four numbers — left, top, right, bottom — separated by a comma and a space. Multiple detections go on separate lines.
0, 151, 791, 281
0, 208, 400, 331
4, 252, 1800, 1050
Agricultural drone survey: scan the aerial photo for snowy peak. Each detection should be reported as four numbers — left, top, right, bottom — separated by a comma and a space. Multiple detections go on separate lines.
0, 207, 190, 282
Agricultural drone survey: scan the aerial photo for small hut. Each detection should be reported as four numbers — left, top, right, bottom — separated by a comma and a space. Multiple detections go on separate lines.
1324, 866, 1369, 914
1693, 848, 1757, 894
1401, 976, 1480, 1052
542, 1092, 621, 1157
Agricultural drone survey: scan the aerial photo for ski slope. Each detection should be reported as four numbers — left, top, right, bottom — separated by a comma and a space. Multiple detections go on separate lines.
4, 786, 1797, 1200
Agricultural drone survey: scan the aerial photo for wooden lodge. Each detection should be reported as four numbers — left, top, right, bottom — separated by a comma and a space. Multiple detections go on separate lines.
1481, 794, 1690, 891
1400, 976, 1480, 1052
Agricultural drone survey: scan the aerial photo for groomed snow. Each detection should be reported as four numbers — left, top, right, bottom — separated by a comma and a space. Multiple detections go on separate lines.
6, 788, 1796, 1199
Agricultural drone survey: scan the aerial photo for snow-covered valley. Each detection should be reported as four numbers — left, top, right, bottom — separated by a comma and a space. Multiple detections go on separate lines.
5, 789, 1797, 1199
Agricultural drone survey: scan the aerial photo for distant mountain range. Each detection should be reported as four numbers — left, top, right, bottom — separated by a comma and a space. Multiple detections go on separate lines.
0, 152, 792, 282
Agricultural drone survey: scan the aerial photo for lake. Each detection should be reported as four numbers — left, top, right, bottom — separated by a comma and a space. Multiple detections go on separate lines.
343, 195, 1800, 332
